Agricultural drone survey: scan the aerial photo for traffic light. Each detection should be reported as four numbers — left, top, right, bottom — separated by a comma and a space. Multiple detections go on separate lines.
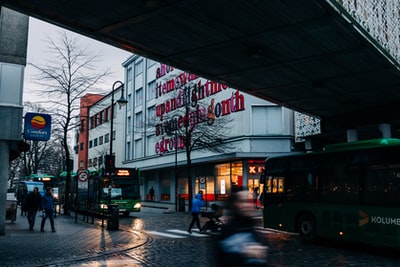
105, 155, 115, 172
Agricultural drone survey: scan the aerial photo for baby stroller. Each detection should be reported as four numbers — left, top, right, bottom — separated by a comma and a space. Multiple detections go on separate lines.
201, 203, 224, 232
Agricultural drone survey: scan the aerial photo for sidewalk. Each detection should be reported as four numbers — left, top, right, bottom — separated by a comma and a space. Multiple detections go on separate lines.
0, 208, 144, 267
0, 205, 263, 267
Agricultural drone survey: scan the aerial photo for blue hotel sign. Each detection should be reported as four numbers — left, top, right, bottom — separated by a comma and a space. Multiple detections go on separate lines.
24, 112, 52, 141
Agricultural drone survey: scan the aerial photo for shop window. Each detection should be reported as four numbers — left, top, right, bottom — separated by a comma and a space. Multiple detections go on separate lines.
215, 162, 243, 200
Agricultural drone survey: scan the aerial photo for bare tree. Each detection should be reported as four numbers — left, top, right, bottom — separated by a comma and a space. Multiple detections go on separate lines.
29, 31, 110, 215
158, 83, 234, 210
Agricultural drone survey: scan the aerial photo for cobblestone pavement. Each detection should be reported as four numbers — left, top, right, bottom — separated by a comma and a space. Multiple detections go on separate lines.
116, 211, 400, 267
2, 207, 400, 266
0, 208, 147, 267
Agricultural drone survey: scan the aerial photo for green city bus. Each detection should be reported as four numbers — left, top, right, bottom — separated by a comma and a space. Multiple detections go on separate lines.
97, 168, 142, 216
262, 138, 400, 248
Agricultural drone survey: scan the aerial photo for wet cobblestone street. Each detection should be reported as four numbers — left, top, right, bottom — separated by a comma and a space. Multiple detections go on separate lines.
2, 207, 400, 266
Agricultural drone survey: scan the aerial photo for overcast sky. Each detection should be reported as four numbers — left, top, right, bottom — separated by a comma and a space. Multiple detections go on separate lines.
24, 17, 132, 104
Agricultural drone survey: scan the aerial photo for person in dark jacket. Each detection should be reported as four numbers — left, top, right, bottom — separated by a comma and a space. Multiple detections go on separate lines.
149, 186, 155, 201
25, 187, 42, 231
187, 191, 205, 234
40, 187, 56, 232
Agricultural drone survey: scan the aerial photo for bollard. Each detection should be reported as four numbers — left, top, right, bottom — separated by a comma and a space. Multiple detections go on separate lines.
107, 204, 119, 230
178, 198, 185, 212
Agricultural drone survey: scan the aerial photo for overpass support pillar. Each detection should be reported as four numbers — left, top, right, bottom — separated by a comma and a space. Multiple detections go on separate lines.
0, 6, 28, 235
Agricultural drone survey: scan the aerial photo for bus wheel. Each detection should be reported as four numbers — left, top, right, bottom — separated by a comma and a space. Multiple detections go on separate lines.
298, 213, 316, 242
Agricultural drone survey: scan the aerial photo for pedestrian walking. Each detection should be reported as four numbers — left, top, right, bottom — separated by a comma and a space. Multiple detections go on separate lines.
217, 190, 268, 266
24, 187, 42, 231
40, 187, 56, 233
253, 186, 259, 208
187, 191, 205, 234
149, 186, 155, 201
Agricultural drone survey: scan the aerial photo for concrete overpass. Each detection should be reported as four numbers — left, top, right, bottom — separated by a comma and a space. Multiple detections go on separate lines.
2, 0, 400, 143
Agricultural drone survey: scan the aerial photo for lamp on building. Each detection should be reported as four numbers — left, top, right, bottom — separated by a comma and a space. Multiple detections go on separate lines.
107, 80, 128, 202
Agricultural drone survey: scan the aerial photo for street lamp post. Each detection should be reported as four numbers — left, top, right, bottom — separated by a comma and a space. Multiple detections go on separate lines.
108, 80, 128, 203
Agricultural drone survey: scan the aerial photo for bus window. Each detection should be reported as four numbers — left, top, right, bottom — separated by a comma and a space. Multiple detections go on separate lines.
267, 176, 284, 194
266, 177, 272, 193
278, 177, 284, 193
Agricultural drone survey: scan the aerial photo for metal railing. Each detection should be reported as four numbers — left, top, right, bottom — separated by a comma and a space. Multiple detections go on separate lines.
74, 201, 119, 229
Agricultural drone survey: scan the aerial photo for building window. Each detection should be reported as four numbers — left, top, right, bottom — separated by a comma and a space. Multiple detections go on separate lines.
79, 160, 84, 168
88, 159, 93, 167
215, 162, 243, 196
135, 60, 143, 75
93, 157, 98, 168
127, 117, 132, 135
99, 136, 103, 145
103, 109, 108, 122
147, 106, 156, 124
127, 94, 132, 112
105, 107, 110, 122
135, 112, 143, 131
89, 140, 93, 148
105, 133, 110, 143
90, 116, 95, 129
135, 87, 143, 107
80, 119, 85, 132
98, 156, 103, 167
98, 112, 102, 125
127, 67, 133, 81
252, 106, 282, 134
94, 138, 98, 147
80, 143, 84, 151
147, 80, 156, 100
135, 139, 143, 158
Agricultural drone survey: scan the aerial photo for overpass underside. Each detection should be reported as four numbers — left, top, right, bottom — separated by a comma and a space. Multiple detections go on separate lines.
1, 0, 400, 145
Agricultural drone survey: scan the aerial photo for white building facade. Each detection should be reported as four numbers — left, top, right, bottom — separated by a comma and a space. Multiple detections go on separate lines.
120, 55, 296, 207
87, 90, 126, 171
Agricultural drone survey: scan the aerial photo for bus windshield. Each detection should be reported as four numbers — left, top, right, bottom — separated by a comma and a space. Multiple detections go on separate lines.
102, 188, 122, 199
90, 168, 142, 214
